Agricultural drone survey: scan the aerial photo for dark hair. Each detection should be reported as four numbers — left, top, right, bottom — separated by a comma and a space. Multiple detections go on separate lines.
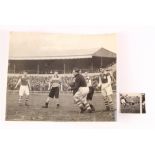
73, 67, 80, 73
99, 67, 103, 72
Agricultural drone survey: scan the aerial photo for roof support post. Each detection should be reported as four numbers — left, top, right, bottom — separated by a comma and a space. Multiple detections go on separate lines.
100, 57, 103, 67
13, 63, 16, 73
91, 59, 93, 73
37, 63, 40, 74
64, 62, 66, 74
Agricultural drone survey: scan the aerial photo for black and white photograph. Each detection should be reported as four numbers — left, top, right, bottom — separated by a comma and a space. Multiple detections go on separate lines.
6, 32, 117, 121
120, 93, 146, 114
1, 0, 155, 155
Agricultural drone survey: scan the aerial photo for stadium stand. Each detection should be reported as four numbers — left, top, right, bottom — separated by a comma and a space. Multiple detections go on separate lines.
7, 63, 116, 92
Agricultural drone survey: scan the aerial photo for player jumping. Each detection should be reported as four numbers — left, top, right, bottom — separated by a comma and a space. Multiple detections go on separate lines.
14, 71, 31, 106
42, 71, 61, 108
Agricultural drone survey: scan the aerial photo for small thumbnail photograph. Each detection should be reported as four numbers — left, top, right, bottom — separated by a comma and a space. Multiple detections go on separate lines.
120, 93, 146, 114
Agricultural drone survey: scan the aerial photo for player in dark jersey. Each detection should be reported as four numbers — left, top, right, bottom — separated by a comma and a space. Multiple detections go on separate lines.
72, 68, 92, 113
14, 71, 31, 106
42, 71, 61, 108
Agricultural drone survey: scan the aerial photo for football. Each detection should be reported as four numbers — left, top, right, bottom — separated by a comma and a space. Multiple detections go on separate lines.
68, 81, 75, 88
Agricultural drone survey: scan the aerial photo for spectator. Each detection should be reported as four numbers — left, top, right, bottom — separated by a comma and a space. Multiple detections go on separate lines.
7, 68, 116, 92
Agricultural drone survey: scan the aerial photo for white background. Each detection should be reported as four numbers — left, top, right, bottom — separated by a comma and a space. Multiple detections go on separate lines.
0, 0, 155, 155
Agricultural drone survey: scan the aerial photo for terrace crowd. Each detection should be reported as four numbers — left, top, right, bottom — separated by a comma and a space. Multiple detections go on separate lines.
7, 73, 116, 92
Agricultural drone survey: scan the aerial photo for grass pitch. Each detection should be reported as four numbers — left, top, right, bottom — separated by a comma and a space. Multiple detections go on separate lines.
120, 103, 140, 113
6, 91, 116, 121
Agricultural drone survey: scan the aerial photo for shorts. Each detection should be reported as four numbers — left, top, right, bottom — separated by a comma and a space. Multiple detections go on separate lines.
49, 87, 59, 98
87, 86, 94, 100
73, 87, 89, 104
19, 85, 30, 96
101, 83, 113, 96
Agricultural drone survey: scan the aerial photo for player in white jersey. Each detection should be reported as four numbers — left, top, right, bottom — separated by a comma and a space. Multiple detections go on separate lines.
14, 71, 31, 106
84, 72, 95, 112
98, 68, 114, 111
42, 71, 61, 108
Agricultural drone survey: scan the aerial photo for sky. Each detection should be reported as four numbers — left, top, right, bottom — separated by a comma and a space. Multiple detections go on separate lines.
9, 32, 117, 58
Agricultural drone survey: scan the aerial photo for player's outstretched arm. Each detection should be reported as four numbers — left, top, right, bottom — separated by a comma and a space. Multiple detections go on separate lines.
48, 82, 51, 90
59, 78, 62, 88
14, 79, 21, 89
98, 76, 102, 87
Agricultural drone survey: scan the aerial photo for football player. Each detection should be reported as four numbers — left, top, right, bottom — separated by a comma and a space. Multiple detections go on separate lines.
84, 72, 95, 112
120, 94, 127, 107
98, 68, 114, 111
72, 68, 92, 113
14, 71, 31, 106
42, 71, 61, 108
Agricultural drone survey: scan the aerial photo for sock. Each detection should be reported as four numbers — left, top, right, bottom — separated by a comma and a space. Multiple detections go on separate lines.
18, 96, 22, 105
84, 102, 91, 110
25, 96, 29, 105
77, 101, 84, 109
109, 101, 114, 110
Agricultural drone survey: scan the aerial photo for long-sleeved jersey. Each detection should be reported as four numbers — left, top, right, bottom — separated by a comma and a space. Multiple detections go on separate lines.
72, 74, 87, 95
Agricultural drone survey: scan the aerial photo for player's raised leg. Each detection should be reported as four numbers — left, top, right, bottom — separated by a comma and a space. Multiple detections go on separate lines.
80, 87, 92, 113
73, 91, 86, 113
72, 68, 92, 113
